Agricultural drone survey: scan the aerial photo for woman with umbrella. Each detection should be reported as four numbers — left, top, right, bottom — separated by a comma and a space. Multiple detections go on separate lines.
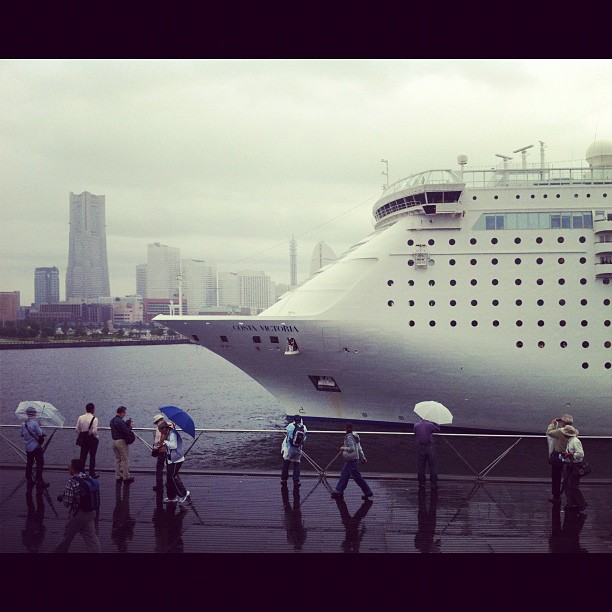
20, 406, 49, 487
158, 421, 190, 504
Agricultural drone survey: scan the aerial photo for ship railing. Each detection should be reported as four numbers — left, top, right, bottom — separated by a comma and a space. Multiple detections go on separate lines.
1, 424, 611, 484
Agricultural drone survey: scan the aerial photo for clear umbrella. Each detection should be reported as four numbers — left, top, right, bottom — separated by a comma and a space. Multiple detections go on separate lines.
414, 401, 453, 425
15, 401, 65, 427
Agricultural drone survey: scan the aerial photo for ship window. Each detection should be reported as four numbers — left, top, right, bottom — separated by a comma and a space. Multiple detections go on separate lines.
493, 320, 499, 327
429, 300, 435, 306
562, 215, 571, 228
450, 279, 457, 286
516, 299, 522, 306
573, 215, 583, 228
428, 280, 435, 286
560, 320, 566, 327
471, 320, 478, 327
387, 280, 394, 286
516, 341, 523, 348
559, 299, 566, 306
450, 300, 456, 306
491, 237, 498, 244
558, 257, 565, 264
514, 237, 522, 244
605, 299, 611, 306
192, 335, 200, 341
515, 258, 522, 265
492, 300, 499, 306
558, 279, 565, 285
308, 375, 341, 392
558, 237, 565, 244
515, 279, 522, 285
536, 258, 543, 265
408, 280, 415, 286
516, 320, 523, 326
470, 238, 477, 245
220, 335, 229, 342
582, 341, 589, 348
409, 321, 415, 327
252, 336, 262, 343
408, 260, 415, 266
388, 301, 394, 307
506, 214, 517, 229
492, 279, 499, 285
531, 195, 536, 199
470, 279, 477, 286
429, 321, 436, 327
407, 239, 414, 246
560, 341, 567, 348
270, 336, 279, 343
581, 320, 588, 327
492, 258, 498, 265
574, 194, 579, 198
471, 299, 477, 306
518, 214, 530, 229
409, 300, 415, 306
579, 236, 586, 244
538, 320, 545, 327
556, 194, 561, 198
515, 195, 521, 200
582, 363, 589, 369
537, 299, 544, 306
285, 338, 299, 354
538, 341, 545, 348
605, 320, 611, 327
486, 216, 496, 230
449, 239, 456, 245
606, 363, 611, 369
470, 259, 477, 265
449, 259, 456, 265
580, 278, 587, 285
579, 257, 586, 264
494, 195, 499, 199
450, 320, 457, 327
537, 279, 544, 285
551, 214, 560, 228
428, 239, 435, 246
543, 194, 548, 199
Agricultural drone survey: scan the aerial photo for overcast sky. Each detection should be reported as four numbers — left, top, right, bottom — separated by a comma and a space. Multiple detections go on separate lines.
2, 59, 612, 306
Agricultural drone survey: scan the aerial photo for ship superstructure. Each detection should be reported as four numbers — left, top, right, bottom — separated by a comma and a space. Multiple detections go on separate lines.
157, 140, 612, 434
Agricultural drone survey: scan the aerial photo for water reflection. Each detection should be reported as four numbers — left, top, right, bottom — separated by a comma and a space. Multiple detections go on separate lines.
549, 504, 588, 553
414, 488, 441, 553
152, 497, 187, 553
281, 483, 307, 551
111, 481, 135, 552
22, 483, 46, 553
334, 497, 373, 553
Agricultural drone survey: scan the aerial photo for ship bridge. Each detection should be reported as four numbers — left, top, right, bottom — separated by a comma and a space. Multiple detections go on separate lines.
373, 169, 465, 228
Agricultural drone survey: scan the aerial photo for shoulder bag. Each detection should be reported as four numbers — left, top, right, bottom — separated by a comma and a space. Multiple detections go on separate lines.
76, 415, 95, 446
573, 461, 591, 477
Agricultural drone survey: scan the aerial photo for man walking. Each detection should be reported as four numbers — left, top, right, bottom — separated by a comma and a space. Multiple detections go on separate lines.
55, 458, 101, 553
76, 402, 99, 478
110, 406, 135, 483
281, 415, 307, 487
413, 417, 440, 489
547, 414, 578, 504
20, 406, 49, 487
330, 423, 373, 501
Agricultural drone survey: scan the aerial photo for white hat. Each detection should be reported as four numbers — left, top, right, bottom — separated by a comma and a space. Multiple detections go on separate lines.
153, 413, 165, 424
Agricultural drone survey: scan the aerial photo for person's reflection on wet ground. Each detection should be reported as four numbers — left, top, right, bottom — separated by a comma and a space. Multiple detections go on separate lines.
549, 503, 588, 553
281, 482, 307, 550
334, 496, 373, 553
111, 480, 135, 552
22, 482, 45, 553
414, 488, 441, 553
152, 496, 187, 553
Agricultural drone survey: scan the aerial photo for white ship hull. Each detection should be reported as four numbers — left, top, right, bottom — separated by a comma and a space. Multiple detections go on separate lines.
157, 141, 612, 435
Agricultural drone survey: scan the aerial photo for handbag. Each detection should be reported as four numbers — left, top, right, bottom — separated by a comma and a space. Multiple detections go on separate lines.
76, 415, 95, 446
548, 451, 565, 466
573, 461, 591, 477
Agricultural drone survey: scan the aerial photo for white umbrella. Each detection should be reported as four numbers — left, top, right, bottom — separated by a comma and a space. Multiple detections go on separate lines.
15, 401, 65, 427
414, 401, 453, 425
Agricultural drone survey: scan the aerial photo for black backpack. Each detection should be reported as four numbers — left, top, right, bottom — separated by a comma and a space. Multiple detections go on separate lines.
74, 475, 100, 512
290, 423, 305, 447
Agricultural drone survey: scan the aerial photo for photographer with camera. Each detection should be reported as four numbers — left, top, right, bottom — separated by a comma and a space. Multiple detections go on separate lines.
20, 406, 49, 487
110, 406, 135, 484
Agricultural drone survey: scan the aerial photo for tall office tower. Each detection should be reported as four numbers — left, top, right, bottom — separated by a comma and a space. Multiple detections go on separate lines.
146, 242, 180, 299
289, 236, 297, 288
34, 267, 60, 305
309, 241, 336, 277
136, 263, 147, 298
237, 270, 273, 312
66, 191, 111, 302
0, 291, 20, 323
181, 259, 217, 314
217, 271, 240, 307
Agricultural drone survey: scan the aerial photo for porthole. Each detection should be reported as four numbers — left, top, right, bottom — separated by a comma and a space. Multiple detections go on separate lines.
387, 280, 394, 286
582, 341, 589, 348
537, 320, 545, 327
580, 278, 587, 285
492, 320, 499, 327
429, 300, 435, 306
449, 259, 456, 266
409, 320, 415, 327
449, 239, 456, 245
471, 299, 478, 306
560, 341, 567, 348
515, 279, 522, 285
429, 321, 436, 327
581, 320, 588, 327
252, 336, 262, 343
574, 194, 579, 198
514, 237, 521, 244
450, 320, 457, 327
409, 300, 415, 306
558, 279, 565, 285
470, 259, 477, 265
492, 279, 499, 286
530, 195, 535, 199
472, 196, 477, 200
605, 193, 609, 198
492, 258, 499, 265
537, 279, 544, 285
516, 341, 524, 348
560, 320, 567, 327
543, 194, 548, 199
492, 299, 499, 306
387, 300, 394, 307
559, 299, 566, 306
579, 257, 586, 264
494, 195, 499, 200
450, 279, 457, 286
605, 299, 611, 306
515, 258, 522, 265
470, 238, 477, 245
580, 299, 587, 306
556, 194, 560, 198
515, 195, 520, 199
516, 320, 523, 327
538, 341, 545, 348
450, 300, 456, 306
407, 239, 414, 246
516, 299, 522, 306
579, 236, 586, 243
606, 363, 611, 369
408, 260, 415, 266
537, 299, 544, 306
536, 237, 543, 244
605, 341, 611, 348
470, 279, 477, 286
408, 280, 415, 286
605, 320, 611, 327
558, 237, 564, 243
471, 320, 478, 327
558, 257, 565, 264
586, 194, 591, 198
491, 237, 498, 244
428, 239, 435, 246
428, 280, 435, 287
536, 258, 543, 265
582, 363, 589, 369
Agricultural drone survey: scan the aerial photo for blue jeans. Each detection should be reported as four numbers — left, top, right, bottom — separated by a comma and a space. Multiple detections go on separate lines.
335, 460, 372, 495
417, 444, 438, 486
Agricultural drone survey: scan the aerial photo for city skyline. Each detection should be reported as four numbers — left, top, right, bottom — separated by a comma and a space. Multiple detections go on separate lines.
3, 60, 612, 305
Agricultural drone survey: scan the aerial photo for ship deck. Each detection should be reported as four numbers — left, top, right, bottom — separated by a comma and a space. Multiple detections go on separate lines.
2, 464, 611, 554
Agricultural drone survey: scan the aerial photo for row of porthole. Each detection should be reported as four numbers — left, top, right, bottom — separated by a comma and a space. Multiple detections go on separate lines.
449, 257, 588, 265
400, 275, 591, 286
402, 319, 611, 328
472, 193, 608, 200
396, 298, 611, 307
407, 236, 589, 247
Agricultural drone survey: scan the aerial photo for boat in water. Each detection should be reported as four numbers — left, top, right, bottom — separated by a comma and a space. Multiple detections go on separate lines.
156, 140, 612, 434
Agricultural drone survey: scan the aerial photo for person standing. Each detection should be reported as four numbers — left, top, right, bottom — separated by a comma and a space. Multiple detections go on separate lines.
281, 415, 307, 486
330, 423, 373, 500
20, 406, 49, 487
55, 458, 101, 553
110, 406, 135, 483
560, 425, 587, 512
546, 414, 577, 504
158, 421, 190, 504
413, 418, 440, 489
152, 413, 167, 492
76, 402, 99, 478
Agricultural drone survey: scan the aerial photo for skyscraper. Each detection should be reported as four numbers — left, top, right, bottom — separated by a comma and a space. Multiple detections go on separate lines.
136, 263, 147, 298
146, 242, 180, 299
181, 259, 217, 314
34, 267, 60, 305
65, 191, 110, 302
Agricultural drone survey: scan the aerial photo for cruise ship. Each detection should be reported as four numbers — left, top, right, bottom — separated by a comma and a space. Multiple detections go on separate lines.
156, 140, 612, 435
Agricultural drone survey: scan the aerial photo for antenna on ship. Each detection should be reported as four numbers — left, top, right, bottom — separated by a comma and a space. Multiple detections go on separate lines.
513, 144, 534, 169
381, 158, 389, 190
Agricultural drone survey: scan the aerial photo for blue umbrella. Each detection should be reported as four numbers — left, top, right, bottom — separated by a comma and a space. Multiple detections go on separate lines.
159, 406, 196, 438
